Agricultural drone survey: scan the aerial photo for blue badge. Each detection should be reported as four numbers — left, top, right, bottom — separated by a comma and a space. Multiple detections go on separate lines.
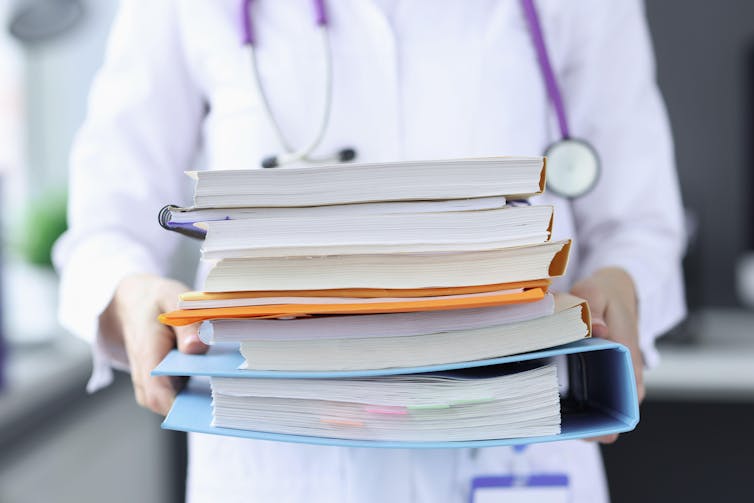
470, 474, 570, 503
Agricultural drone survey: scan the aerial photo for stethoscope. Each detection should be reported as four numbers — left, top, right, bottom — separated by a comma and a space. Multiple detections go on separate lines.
241, 0, 355, 169
241, 0, 600, 199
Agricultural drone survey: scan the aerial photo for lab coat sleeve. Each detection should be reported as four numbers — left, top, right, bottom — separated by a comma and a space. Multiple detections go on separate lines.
52, 0, 204, 391
562, 0, 686, 368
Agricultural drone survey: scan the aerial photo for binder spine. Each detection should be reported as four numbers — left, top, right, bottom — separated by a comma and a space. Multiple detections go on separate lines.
157, 204, 207, 240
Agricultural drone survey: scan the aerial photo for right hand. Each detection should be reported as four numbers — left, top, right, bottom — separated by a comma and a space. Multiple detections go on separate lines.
102, 273, 208, 415
570, 267, 642, 445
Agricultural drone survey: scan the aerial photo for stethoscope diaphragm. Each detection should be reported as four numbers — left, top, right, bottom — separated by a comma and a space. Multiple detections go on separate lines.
544, 139, 600, 199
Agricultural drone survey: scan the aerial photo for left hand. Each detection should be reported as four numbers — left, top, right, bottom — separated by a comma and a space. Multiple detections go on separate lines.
570, 267, 643, 444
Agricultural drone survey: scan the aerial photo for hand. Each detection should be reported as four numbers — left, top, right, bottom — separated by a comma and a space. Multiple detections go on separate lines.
570, 267, 643, 444
101, 273, 208, 415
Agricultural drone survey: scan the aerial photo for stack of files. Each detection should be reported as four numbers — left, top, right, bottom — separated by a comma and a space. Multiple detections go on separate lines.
154, 338, 640, 447
158, 157, 551, 257
154, 156, 640, 446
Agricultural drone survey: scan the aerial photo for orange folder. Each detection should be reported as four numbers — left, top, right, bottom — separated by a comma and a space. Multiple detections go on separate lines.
178, 279, 551, 302
159, 287, 547, 326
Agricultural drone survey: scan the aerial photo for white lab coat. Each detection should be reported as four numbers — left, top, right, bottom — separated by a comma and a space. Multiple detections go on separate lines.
53, 0, 686, 502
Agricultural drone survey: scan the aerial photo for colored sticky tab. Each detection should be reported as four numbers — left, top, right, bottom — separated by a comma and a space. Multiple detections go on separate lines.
364, 406, 408, 415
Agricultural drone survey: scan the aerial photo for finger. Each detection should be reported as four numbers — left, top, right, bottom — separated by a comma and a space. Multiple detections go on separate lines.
630, 347, 645, 403
154, 283, 209, 355
570, 280, 607, 317
636, 380, 646, 403
585, 434, 618, 444
570, 280, 608, 336
130, 322, 181, 415
174, 322, 209, 354
133, 371, 186, 414
591, 317, 609, 338
157, 279, 192, 312
586, 434, 619, 444
133, 380, 146, 409
602, 304, 645, 405
143, 375, 180, 415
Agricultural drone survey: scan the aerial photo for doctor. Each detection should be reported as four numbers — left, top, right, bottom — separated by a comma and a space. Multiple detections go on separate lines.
54, 0, 685, 502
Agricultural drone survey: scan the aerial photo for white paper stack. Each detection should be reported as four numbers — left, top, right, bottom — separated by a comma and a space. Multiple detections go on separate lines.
198, 205, 553, 259
233, 297, 589, 371
211, 363, 561, 441
200, 240, 568, 292
187, 157, 544, 208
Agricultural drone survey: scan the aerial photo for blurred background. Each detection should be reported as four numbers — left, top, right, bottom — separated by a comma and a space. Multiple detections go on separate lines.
0, 1, 752, 502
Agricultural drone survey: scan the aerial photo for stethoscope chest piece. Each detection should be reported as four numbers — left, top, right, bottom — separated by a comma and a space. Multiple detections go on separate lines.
544, 139, 600, 199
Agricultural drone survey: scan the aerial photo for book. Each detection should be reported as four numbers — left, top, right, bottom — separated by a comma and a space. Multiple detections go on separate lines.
210, 363, 561, 442
196, 290, 554, 340
186, 156, 545, 208
198, 205, 553, 259
154, 338, 640, 448
159, 196, 508, 239
158, 286, 547, 326
235, 295, 589, 371
200, 239, 571, 292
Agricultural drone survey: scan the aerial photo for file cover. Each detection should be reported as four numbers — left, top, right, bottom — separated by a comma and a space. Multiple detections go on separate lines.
159, 287, 547, 326
156, 338, 639, 447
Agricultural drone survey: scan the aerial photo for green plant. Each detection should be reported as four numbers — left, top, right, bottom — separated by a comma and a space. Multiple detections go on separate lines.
17, 191, 68, 267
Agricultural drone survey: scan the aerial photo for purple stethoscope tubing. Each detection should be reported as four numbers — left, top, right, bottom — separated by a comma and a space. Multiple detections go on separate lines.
240, 0, 597, 188
519, 0, 570, 140
241, 0, 351, 168
241, 0, 328, 46
241, 0, 569, 139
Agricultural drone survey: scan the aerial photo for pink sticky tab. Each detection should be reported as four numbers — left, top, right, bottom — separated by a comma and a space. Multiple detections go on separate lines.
364, 406, 408, 415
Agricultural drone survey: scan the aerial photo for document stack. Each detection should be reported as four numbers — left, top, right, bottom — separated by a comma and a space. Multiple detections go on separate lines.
154, 157, 639, 448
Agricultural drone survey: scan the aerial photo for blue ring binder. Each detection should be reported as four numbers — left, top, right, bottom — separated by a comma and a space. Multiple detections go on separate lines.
155, 338, 639, 447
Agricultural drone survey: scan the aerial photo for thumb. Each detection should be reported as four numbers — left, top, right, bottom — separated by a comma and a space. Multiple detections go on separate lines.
590, 318, 609, 339
174, 322, 208, 354
570, 278, 608, 338
154, 280, 208, 355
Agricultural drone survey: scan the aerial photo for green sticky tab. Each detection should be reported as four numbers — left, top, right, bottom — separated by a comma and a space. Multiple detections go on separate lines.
407, 403, 451, 410
450, 397, 494, 406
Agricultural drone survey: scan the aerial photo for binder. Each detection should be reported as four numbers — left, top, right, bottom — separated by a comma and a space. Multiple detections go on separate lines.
155, 338, 639, 447
158, 204, 207, 240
